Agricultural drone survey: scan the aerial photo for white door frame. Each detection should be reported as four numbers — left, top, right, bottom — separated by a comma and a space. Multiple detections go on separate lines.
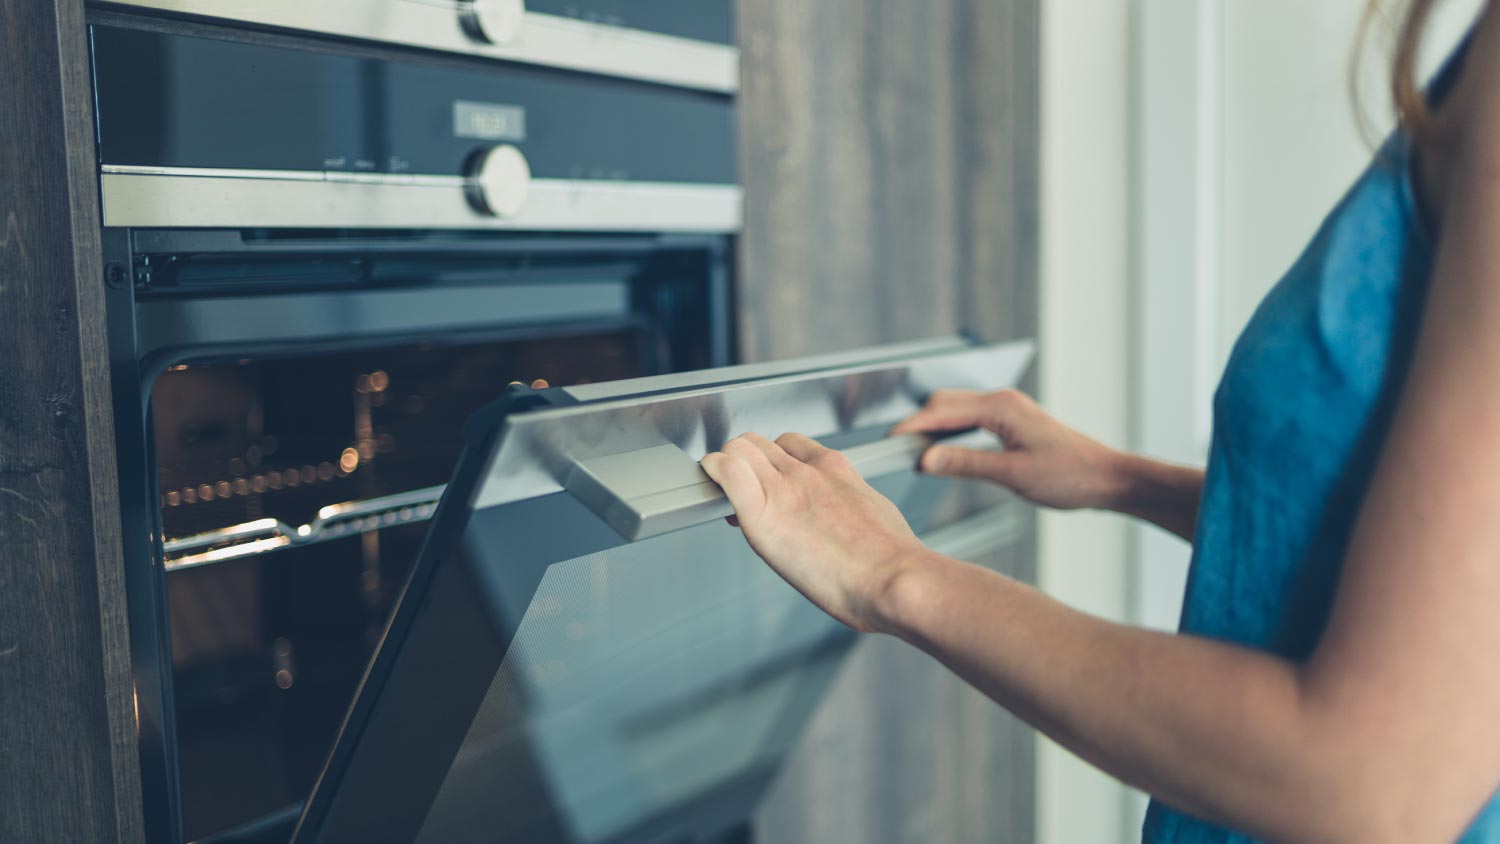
1127, 0, 1224, 829
1130, 0, 1222, 630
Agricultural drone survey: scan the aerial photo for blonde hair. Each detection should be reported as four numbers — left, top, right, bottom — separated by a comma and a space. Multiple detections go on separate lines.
1357, 0, 1444, 140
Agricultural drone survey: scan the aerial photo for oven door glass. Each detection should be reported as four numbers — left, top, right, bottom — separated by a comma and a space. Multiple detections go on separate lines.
291, 337, 1034, 844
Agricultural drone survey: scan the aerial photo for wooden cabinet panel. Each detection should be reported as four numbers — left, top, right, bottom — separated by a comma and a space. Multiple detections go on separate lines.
0, 1, 144, 843
738, 2, 1040, 840
737, 0, 1039, 357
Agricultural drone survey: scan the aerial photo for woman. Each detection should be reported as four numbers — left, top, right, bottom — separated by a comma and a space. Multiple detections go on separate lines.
699, 1, 1500, 842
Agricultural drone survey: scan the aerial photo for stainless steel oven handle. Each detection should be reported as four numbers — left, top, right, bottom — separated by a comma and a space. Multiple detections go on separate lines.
565, 429, 996, 542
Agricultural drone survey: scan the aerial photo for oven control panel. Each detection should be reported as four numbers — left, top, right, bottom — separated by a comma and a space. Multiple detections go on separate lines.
90, 25, 741, 231
99, 0, 737, 94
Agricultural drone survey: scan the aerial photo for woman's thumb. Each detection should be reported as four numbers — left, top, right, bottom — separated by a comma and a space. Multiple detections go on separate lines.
921, 446, 1015, 483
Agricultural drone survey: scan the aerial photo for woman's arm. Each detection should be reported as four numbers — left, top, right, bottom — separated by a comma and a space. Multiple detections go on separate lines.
890, 389, 1205, 541
701, 9, 1500, 842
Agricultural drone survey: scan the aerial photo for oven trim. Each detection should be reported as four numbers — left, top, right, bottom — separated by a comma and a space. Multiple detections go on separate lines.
133, 282, 634, 363
93, 0, 740, 93
100, 167, 744, 232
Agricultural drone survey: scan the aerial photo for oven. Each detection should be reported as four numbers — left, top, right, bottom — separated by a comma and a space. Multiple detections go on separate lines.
119, 229, 728, 843
89, 4, 1033, 844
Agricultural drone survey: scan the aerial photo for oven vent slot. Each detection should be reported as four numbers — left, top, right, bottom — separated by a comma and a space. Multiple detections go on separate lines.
162, 485, 444, 571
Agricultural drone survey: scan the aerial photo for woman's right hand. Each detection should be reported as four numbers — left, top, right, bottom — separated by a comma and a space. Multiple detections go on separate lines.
890, 389, 1130, 512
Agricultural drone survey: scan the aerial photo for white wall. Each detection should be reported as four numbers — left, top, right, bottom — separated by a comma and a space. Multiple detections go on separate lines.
1036, 1, 1134, 842
1216, 0, 1481, 366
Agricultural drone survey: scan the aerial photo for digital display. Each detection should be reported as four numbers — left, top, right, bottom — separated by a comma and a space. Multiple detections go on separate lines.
453, 101, 527, 143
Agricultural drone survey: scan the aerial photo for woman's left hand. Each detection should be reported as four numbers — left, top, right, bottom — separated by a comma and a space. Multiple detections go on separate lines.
700, 432, 927, 633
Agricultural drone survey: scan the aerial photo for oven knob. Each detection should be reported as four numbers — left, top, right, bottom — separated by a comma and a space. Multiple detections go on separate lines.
460, 0, 526, 45
465, 144, 532, 218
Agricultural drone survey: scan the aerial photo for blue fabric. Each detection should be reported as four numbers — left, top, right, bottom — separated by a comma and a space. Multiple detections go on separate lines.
1140, 50, 1500, 844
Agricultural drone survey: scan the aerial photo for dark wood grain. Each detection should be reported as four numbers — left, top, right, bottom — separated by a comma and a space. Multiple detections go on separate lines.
0, 1, 145, 842
737, 1, 1039, 840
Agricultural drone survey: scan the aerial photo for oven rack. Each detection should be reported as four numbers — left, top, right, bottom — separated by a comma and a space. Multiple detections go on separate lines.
162, 485, 445, 571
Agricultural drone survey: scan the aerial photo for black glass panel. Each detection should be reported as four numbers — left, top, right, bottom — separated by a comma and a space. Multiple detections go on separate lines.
157, 330, 656, 840
413, 470, 941, 844
301, 460, 953, 844
92, 27, 736, 182
293, 339, 1034, 844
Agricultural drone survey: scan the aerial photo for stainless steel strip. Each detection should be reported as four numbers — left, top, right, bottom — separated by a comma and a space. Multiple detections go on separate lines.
162, 485, 445, 570
99, 0, 740, 93
560, 337, 974, 403
100, 164, 332, 182
101, 164, 463, 188
476, 339, 1037, 512
566, 429, 998, 541
100, 170, 743, 232
135, 281, 631, 361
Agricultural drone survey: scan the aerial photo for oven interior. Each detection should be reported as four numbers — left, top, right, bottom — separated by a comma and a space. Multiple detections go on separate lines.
131, 232, 730, 842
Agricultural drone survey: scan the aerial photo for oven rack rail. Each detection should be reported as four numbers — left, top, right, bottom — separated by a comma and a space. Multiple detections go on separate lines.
162, 485, 445, 571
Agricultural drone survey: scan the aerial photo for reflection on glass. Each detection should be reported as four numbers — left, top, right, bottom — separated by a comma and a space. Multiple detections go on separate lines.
415, 473, 943, 844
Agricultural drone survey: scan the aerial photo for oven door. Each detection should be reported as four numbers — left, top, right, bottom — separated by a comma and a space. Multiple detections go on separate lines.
291, 336, 1034, 844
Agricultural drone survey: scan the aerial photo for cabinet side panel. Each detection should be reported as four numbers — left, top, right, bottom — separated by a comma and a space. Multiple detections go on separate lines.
0, 1, 145, 842
737, 0, 1039, 840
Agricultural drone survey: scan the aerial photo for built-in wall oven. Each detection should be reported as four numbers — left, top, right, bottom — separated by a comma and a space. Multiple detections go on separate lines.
89, 4, 1033, 843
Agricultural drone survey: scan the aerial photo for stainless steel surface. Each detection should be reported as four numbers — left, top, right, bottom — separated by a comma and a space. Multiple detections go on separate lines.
99, 167, 743, 232
464, 144, 531, 217
566, 429, 997, 541
134, 281, 630, 362
162, 485, 445, 570
461, 0, 525, 44
100, 0, 740, 93
476, 338, 1035, 512
560, 337, 973, 402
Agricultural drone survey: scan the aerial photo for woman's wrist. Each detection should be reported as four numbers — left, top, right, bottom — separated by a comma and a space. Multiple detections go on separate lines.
864, 547, 952, 639
1094, 448, 1149, 513
1097, 451, 1205, 542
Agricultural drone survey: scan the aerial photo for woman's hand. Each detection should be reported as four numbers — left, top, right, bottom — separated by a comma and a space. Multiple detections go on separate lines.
700, 432, 929, 633
891, 389, 1130, 511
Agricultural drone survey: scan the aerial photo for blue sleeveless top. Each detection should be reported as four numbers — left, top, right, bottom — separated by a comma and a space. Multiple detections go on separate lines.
1141, 47, 1500, 844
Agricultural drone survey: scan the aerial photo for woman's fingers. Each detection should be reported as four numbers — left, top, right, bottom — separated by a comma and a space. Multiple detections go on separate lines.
721, 436, 782, 488
774, 432, 828, 464
701, 452, 767, 520
920, 445, 1017, 483
740, 432, 801, 473
890, 404, 986, 436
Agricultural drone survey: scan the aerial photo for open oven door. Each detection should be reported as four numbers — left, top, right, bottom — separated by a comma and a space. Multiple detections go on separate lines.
289, 336, 1034, 844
